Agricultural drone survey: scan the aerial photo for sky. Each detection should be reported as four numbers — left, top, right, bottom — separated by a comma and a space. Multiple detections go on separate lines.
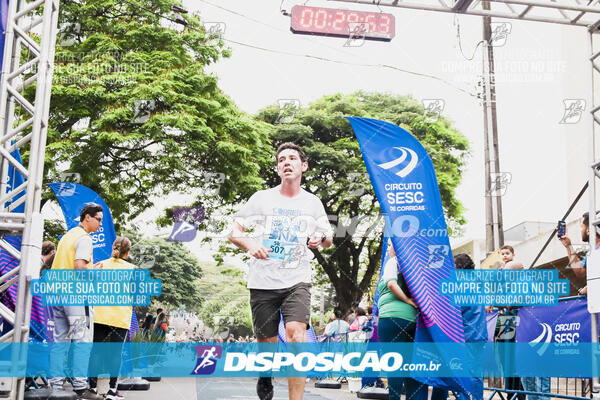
181, 0, 590, 246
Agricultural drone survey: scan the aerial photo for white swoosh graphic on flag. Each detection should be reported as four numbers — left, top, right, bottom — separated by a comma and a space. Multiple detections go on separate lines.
530, 323, 552, 356
377, 147, 419, 177
378, 147, 408, 169
171, 222, 196, 239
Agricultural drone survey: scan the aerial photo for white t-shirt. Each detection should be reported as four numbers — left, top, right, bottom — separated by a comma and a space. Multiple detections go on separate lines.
235, 186, 332, 290
74, 235, 93, 262
382, 257, 399, 281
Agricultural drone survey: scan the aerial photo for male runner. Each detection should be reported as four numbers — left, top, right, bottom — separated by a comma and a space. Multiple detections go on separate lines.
228, 142, 333, 400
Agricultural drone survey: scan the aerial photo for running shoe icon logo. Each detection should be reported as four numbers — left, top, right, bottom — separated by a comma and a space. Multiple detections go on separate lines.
191, 345, 222, 375
376, 147, 419, 177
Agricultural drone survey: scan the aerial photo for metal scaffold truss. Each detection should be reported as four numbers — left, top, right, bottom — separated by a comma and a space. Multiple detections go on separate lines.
0, 0, 59, 399
331, 0, 600, 28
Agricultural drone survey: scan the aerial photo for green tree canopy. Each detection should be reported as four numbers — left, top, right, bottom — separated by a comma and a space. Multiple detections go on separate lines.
41, 0, 272, 226
254, 91, 470, 315
127, 234, 203, 310
195, 261, 253, 338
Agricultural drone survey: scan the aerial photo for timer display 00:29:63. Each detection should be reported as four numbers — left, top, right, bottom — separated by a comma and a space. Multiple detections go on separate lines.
290, 5, 395, 41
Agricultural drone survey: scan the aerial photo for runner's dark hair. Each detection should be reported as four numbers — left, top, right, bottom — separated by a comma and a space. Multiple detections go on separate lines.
276, 142, 306, 162
334, 308, 343, 319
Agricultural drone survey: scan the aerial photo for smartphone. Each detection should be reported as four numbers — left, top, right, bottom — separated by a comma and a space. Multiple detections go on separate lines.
557, 220, 566, 238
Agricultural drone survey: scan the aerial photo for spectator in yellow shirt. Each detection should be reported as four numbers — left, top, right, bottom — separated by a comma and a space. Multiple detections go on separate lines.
88, 237, 135, 400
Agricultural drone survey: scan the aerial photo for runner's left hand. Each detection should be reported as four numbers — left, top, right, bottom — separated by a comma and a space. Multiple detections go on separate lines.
307, 232, 324, 249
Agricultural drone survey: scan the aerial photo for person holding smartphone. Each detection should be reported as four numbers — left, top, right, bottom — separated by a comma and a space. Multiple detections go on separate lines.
558, 212, 600, 295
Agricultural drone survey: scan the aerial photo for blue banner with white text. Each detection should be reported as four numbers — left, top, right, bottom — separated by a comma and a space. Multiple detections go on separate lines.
48, 183, 117, 263
517, 297, 595, 345
348, 117, 477, 395
0, 342, 591, 377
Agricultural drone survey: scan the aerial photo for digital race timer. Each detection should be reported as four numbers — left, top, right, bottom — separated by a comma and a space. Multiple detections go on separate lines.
290, 5, 395, 41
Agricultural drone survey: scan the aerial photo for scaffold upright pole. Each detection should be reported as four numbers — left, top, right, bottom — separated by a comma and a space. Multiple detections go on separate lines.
589, 28, 600, 397
0, 0, 60, 399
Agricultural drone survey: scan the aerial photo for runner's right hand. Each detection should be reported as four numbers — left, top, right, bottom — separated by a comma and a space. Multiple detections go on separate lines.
248, 243, 271, 259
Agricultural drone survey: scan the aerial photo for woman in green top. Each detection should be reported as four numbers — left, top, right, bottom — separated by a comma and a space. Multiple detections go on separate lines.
377, 242, 427, 400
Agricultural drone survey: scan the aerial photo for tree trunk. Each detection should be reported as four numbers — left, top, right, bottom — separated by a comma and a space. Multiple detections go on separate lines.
315, 236, 382, 318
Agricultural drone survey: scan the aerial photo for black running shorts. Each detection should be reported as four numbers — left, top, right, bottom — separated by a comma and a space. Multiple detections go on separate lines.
249, 282, 311, 339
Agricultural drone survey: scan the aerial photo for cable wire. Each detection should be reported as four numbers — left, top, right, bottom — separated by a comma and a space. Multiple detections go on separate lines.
454, 14, 484, 61
118, 0, 478, 98
197, 0, 478, 98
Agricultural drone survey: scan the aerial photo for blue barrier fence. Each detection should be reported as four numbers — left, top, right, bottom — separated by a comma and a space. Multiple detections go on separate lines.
485, 295, 592, 400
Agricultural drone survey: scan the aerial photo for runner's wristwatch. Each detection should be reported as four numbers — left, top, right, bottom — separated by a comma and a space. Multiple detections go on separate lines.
307, 232, 327, 245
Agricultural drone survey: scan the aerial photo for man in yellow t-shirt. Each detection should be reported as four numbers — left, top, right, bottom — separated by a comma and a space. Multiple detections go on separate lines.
49, 203, 103, 400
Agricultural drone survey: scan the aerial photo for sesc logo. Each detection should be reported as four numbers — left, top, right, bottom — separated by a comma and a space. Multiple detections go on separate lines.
552, 322, 581, 344
449, 357, 463, 371
530, 323, 552, 356
376, 147, 419, 178
191, 345, 222, 375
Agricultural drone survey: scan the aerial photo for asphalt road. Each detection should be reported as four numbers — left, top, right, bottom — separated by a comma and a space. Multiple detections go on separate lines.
98, 377, 362, 400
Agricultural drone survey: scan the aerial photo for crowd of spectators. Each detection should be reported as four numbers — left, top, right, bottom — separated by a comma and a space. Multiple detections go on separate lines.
311, 211, 595, 400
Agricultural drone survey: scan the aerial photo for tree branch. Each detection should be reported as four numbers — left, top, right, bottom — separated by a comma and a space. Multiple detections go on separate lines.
358, 236, 383, 292
313, 250, 339, 283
